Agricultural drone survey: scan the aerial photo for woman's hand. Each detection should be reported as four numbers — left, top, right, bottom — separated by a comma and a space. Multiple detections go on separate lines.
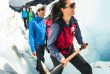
81, 43, 87, 49
60, 58, 68, 67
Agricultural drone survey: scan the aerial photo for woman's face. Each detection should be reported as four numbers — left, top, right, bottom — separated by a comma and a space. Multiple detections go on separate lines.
23, 7, 25, 11
62, 0, 76, 16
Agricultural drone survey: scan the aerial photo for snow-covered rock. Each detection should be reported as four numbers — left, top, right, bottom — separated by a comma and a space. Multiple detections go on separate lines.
0, 0, 37, 74
91, 61, 110, 74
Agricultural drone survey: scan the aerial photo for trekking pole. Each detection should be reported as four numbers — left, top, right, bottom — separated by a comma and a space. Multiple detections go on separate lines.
41, 61, 50, 74
41, 43, 88, 74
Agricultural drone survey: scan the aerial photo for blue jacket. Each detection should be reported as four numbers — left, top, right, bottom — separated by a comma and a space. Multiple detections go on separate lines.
29, 16, 46, 52
22, 9, 27, 18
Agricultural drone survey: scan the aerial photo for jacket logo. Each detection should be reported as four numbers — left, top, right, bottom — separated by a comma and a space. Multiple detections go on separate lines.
71, 27, 75, 31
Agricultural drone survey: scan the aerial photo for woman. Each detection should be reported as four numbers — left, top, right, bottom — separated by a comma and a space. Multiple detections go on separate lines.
47, 0, 92, 74
22, 5, 28, 30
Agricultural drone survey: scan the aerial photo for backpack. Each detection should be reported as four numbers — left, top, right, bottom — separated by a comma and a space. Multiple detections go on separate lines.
44, 19, 53, 38
44, 19, 52, 53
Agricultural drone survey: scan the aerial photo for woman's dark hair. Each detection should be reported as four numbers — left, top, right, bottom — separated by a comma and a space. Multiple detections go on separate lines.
22, 5, 25, 8
22, 5, 26, 10
48, 0, 67, 20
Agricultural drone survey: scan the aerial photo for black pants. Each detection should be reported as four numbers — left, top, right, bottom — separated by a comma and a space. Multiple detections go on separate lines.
23, 17, 28, 29
35, 44, 45, 74
50, 49, 92, 74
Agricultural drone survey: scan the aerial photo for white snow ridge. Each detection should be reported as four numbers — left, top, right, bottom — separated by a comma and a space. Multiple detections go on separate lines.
0, 0, 37, 74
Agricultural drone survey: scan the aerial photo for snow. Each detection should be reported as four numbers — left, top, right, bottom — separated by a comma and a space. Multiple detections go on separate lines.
0, 0, 37, 74
9, 0, 34, 7
91, 61, 110, 74
74, 0, 110, 62
0, 0, 110, 74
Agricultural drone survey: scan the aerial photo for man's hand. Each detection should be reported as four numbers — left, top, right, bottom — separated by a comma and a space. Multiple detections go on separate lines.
60, 58, 68, 67
32, 51, 36, 56
81, 43, 87, 49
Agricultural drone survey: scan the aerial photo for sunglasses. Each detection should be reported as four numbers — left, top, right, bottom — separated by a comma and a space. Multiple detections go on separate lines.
38, 8, 45, 11
64, 2, 75, 9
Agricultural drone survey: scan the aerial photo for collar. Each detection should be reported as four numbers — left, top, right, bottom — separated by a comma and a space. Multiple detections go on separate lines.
35, 15, 44, 21
60, 17, 71, 27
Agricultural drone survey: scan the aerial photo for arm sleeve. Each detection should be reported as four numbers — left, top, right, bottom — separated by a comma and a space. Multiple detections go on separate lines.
47, 23, 64, 61
75, 20, 84, 45
29, 21, 36, 52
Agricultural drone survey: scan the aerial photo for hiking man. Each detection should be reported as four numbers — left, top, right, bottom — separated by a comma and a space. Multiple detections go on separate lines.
47, 0, 92, 74
27, 7, 35, 28
28, 4, 46, 74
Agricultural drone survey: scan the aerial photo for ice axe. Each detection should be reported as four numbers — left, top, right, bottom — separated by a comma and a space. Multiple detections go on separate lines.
41, 43, 88, 74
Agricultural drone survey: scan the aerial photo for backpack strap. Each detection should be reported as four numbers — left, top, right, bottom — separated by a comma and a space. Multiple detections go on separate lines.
54, 17, 65, 36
